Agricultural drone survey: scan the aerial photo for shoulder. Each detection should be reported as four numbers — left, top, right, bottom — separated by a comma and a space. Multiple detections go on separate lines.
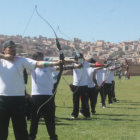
17, 57, 36, 63
83, 61, 90, 67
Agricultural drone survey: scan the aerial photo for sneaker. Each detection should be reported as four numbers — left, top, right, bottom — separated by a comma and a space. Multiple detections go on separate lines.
102, 106, 106, 109
79, 112, 82, 116
71, 116, 77, 120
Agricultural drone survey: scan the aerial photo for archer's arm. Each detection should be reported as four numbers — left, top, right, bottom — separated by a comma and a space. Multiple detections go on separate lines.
90, 63, 104, 67
36, 60, 61, 68
104, 62, 113, 68
62, 63, 82, 70
110, 66, 121, 71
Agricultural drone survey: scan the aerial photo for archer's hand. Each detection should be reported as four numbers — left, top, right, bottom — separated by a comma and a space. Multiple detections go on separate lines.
57, 60, 64, 65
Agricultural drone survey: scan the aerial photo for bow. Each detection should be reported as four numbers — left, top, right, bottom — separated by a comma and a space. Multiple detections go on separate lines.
35, 5, 64, 114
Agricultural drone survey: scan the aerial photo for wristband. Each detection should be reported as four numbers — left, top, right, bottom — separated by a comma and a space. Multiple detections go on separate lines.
44, 62, 56, 67
44, 62, 49, 67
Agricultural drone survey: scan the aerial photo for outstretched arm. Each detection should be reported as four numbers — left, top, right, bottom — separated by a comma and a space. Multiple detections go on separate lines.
90, 63, 104, 67
63, 63, 82, 70
36, 60, 62, 68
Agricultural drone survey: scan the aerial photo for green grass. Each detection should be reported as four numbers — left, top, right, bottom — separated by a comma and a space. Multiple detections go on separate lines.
8, 76, 140, 140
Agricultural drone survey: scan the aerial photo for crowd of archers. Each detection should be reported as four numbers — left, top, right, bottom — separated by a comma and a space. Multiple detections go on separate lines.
0, 40, 129, 140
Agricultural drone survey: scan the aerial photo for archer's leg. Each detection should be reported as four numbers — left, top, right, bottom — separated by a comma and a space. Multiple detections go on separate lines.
71, 86, 80, 118
0, 96, 10, 140
43, 96, 58, 140
11, 97, 28, 140
92, 87, 98, 114
112, 81, 117, 102
29, 96, 41, 140
100, 86, 106, 107
81, 86, 90, 118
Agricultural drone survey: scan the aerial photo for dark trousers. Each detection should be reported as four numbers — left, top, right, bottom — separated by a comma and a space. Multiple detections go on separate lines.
104, 83, 113, 104
0, 96, 28, 140
25, 93, 33, 120
71, 86, 90, 118
111, 81, 117, 101
99, 86, 106, 106
29, 95, 57, 140
87, 87, 98, 113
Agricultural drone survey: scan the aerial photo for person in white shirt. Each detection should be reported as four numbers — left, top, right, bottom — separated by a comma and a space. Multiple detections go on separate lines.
124, 70, 128, 79
93, 66, 107, 108
86, 58, 99, 115
93, 60, 115, 108
29, 52, 60, 140
104, 66, 116, 104
0, 40, 61, 140
110, 64, 122, 102
71, 54, 97, 119
29, 52, 73, 140
103, 62, 122, 104
71, 55, 106, 118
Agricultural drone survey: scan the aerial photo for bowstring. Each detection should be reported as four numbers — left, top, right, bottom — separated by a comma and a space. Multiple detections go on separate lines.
22, 7, 36, 36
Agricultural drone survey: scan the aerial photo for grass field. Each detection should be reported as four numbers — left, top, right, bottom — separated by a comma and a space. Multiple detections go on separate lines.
8, 76, 140, 140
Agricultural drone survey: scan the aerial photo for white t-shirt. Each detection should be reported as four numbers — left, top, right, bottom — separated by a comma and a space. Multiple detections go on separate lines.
31, 67, 56, 95
105, 66, 115, 83
52, 70, 59, 84
0, 56, 36, 96
96, 68, 107, 86
87, 67, 95, 88
73, 61, 90, 86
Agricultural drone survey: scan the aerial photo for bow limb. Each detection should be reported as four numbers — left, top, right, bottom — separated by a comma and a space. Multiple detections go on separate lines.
35, 6, 64, 61
35, 5, 64, 114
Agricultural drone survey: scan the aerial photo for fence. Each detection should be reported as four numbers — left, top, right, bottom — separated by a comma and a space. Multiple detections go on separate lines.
129, 64, 140, 76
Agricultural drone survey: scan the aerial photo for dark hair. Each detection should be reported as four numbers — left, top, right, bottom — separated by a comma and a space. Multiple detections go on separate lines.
2, 40, 16, 49
88, 58, 96, 63
32, 52, 43, 60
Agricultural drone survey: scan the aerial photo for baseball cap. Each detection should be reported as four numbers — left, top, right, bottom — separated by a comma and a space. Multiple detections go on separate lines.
2, 40, 16, 49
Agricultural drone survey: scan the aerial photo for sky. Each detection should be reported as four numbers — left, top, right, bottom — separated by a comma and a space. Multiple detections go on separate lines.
0, 0, 140, 43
